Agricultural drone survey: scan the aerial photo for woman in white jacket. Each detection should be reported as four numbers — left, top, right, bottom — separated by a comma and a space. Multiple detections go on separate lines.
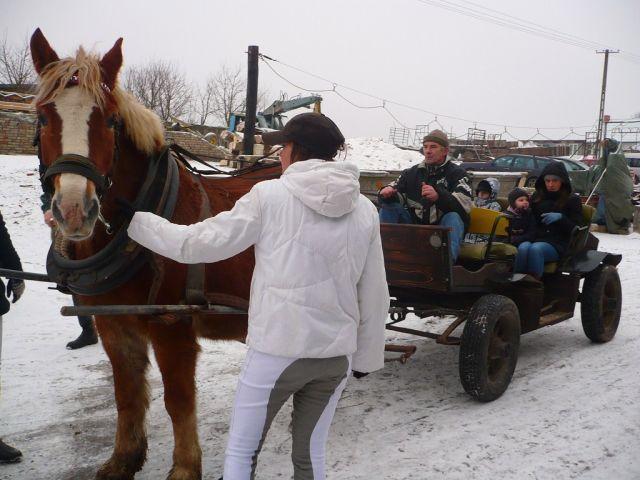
128, 112, 389, 480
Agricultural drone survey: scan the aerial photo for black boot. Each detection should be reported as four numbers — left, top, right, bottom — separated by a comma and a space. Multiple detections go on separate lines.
0, 439, 22, 463
66, 316, 98, 350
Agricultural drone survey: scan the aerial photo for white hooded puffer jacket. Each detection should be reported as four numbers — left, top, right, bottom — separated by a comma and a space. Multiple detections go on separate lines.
128, 160, 390, 372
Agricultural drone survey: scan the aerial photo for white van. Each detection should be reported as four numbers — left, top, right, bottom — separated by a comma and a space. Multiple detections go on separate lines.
626, 152, 640, 184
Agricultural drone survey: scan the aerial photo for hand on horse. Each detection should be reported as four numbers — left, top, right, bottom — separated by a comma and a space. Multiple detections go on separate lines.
541, 212, 562, 225
7, 279, 25, 303
352, 370, 369, 379
43, 209, 56, 228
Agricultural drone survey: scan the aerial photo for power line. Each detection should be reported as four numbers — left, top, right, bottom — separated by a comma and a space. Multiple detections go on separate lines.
259, 53, 596, 131
415, 0, 640, 65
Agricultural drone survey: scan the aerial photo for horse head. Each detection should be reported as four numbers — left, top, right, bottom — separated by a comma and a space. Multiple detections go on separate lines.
30, 28, 125, 240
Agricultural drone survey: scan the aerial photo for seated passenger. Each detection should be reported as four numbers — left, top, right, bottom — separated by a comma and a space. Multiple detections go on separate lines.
514, 163, 583, 279
464, 177, 502, 244
378, 129, 472, 262
505, 187, 535, 246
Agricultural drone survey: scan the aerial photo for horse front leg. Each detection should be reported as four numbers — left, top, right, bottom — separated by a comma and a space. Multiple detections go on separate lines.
95, 316, 150, 480
149, 321, 202, 480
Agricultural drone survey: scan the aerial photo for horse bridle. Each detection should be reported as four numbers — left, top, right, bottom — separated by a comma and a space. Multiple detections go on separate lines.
35, 119, 121, 200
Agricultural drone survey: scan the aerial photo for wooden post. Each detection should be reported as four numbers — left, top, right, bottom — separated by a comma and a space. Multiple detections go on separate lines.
244, 45, 259, 155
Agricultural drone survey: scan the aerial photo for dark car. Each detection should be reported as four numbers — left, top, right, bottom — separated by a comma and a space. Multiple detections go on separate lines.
461, 154, 588, 188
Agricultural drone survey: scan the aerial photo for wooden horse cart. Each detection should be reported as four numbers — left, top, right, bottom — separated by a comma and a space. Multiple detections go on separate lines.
380, 204, 622, 401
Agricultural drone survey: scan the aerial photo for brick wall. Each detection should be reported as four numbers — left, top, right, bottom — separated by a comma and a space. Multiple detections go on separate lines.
164, 131, 227, 160
0, 112, 37, 155
0, 113, 228, 161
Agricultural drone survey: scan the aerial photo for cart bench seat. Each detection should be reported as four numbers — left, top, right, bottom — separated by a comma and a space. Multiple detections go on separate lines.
459, 242, 517, 262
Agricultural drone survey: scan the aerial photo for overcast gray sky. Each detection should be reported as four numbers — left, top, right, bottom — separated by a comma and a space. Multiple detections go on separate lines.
4, 0, 639, 140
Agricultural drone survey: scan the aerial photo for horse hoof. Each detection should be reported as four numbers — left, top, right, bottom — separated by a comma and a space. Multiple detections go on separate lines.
95, 464, 134, 480
166, 465, 202, 480
96, 453, 145, 480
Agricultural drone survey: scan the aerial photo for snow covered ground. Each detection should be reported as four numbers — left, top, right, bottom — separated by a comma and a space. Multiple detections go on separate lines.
0, 154, 639, 480
345, 137, 423, 171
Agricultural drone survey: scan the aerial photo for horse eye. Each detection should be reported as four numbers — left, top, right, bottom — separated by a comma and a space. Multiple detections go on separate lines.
38, 113, 48, 126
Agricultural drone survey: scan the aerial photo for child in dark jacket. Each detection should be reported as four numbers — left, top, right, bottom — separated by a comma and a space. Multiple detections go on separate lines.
506, 187, 535, 246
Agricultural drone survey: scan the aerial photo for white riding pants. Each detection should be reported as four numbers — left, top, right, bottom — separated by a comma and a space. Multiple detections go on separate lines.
223, 348, 351, 480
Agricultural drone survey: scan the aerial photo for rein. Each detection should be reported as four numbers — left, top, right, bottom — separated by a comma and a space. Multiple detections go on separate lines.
170, 143, 281, 181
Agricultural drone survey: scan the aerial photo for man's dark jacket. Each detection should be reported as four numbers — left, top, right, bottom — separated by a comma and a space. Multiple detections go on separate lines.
0, 210, 23, 315
390, 159, 473, 225
531, 162, 583, 256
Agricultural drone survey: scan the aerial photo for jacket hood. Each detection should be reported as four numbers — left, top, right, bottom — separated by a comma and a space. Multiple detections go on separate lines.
476, 177, 500, 200
535, 161, 572, 194
280, 160, 361, 217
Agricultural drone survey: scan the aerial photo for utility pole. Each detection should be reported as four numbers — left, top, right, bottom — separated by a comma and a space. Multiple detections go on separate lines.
244, 45, 259, 155
594, 49, 619, 156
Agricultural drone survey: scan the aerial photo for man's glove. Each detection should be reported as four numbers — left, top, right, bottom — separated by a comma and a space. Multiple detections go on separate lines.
7, 279, 25, 303
352, 370, 369, 379
541, 212, 562, 225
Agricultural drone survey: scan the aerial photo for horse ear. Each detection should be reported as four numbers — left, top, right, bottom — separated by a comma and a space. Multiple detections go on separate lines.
30, 28, 60, 76
100, 38, 123, 90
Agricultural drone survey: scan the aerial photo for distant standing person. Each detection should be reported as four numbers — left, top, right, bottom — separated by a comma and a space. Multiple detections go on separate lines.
40, 182, 97, 349
0, 208, 25, 463
592, 138, 634, 234
378, 129, 472, 262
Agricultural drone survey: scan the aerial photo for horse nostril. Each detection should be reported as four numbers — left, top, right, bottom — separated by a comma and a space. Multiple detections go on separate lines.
87, 199, 99, 219
52, 200, 64, 223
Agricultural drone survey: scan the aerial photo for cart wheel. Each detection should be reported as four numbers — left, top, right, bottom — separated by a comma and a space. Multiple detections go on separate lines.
459, 294, 520, 402
581, 265, 621, 343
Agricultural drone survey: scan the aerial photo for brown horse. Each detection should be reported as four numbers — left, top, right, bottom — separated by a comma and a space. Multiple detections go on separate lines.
30, 29, 279, 480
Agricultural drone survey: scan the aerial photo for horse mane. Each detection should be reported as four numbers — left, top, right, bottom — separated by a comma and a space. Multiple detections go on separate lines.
34, 47, 165, 155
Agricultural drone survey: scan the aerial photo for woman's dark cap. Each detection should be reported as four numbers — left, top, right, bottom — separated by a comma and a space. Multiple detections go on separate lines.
260, 112, 345, 157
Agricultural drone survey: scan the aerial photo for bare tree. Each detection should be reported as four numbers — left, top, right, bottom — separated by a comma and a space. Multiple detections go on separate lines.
192, 64, 270, 126
191, 80, 216, 126
0, 34, 36, 86
123, 60, 192, 122
210, 65, 246, 125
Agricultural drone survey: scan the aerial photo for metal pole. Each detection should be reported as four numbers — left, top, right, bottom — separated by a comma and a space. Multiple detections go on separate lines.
243, 45, 259, 155
60, 304, 246, 317
595, 49, 619, 157
0, 268, 51, 282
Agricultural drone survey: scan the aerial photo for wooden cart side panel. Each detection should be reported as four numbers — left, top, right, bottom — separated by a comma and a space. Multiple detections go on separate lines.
380, 224, 451, 292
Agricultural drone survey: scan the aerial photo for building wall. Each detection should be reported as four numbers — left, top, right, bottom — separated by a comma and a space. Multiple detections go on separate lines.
0, 112, 37, 155
0, 112, 226, 161
164, 131, 227, 159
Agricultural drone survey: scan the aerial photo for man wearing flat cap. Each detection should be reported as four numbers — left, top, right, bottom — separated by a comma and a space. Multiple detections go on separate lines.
378, 129, 472, 262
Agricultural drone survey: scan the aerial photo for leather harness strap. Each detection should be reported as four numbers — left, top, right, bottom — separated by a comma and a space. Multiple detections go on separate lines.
46, 147, 179, 295
184, 171, 212, 305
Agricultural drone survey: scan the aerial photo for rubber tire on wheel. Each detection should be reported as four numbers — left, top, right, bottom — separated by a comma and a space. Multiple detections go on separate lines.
459, 294, 521, 402
581, 265, 621, 343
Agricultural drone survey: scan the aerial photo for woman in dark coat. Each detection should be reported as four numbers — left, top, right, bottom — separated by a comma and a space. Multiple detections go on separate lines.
513, 162, 583, 279
0, 209, 25, 463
